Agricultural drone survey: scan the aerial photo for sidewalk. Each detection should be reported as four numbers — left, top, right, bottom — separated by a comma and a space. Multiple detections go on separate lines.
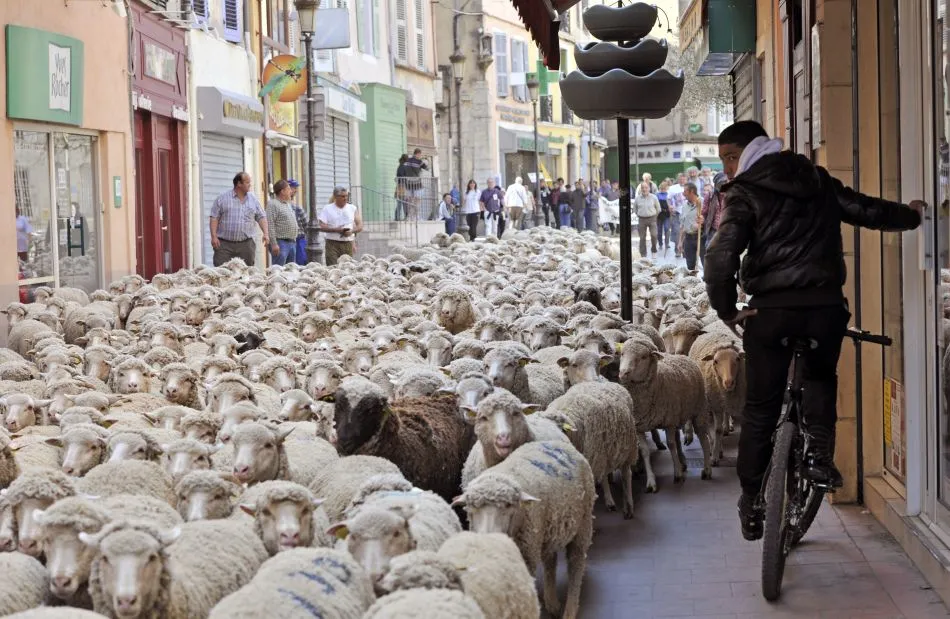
578, 433, 950, 618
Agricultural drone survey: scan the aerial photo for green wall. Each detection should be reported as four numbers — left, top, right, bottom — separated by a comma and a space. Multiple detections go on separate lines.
359, 83, 406, 222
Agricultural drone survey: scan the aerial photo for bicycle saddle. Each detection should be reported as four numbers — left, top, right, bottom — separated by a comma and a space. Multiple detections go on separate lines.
780, 337, 819, 350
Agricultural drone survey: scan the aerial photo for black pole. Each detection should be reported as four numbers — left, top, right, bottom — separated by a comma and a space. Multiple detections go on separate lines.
533, 99, 541, 222
304, 31, 320, 263
618, 117, 632, 321
456, 76, 466, 233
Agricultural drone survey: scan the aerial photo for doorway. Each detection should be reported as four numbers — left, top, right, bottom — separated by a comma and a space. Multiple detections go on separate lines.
133, 110, 187, 279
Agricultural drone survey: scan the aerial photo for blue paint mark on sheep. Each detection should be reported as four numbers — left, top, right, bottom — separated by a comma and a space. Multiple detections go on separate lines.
278, 587, 325, 618
311, 556, 352, 585
527, 443, 578, 480
287, 569, 336, 595
540, 442, 576, 469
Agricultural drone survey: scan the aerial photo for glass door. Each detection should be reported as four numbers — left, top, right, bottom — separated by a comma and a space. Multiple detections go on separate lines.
13, 131, 57, 300
158, 149, 172, 273
53, 133, 101, 292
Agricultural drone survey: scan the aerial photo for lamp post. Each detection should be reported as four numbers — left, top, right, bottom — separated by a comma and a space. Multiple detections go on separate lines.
296, 0, 320, 263
450, 49, 466, 234
526, 74, 541, 227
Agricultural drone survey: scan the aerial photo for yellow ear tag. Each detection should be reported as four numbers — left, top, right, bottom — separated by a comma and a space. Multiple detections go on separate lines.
561, 423, 575, 432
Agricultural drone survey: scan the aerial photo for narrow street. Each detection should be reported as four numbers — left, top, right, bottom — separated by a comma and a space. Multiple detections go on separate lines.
578, 435, 950, 618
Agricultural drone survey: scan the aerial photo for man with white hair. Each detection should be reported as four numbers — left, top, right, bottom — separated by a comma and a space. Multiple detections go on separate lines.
505, 176, 530, 234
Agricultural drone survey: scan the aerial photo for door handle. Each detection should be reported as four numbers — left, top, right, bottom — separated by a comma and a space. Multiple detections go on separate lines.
919, 201, 934, 271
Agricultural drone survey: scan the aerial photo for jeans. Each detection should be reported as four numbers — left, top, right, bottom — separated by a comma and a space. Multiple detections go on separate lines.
444, 217, 457, 235
737, 304, 850, 496
572, 208, 584, 231
669, 213, 681, 254
657, 214, 671, 248
295, 236, 309, 265
466, 213, 481, 241
272, 239, 296, 266
637, 215, 658, 256
682, 233, 698, 270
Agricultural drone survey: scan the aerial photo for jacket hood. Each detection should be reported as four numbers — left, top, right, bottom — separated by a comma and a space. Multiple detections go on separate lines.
727, 150, 822, 199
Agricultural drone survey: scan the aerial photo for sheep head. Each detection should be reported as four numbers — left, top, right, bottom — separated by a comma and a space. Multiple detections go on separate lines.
326, 504, 417, 589
174, 470, 243, 522
161, 439, 221, 481
160, 363, 199, 405
461, 389, 539, 461
450, 472, 538, 537
617, 340, 662, 385
557, 350, 612, 386
230, 422, 293, 484
239, 481, 324, 555
704, 345, 746, 392
1, 394, 51, 432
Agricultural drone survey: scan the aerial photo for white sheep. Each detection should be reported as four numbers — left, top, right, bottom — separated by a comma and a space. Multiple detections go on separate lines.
236, 479, 333, 555
452, 440, 595, 619
0, 552, 49, 615
307, 454, 404, 523
689, 331, 746, 466
207, 547, 376, 619
482, 344, 566, 407
230, 421, 338, 487
81, 519, 268, 619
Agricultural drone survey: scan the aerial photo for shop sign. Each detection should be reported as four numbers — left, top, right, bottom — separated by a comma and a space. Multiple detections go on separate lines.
268, 100, 296, 136
328, 87, 367, 122
517, 135, 548, 152
496, 104, 530, 124
6, 25, 84, 126
144, 41, 176, 84
197, 87, 266, 138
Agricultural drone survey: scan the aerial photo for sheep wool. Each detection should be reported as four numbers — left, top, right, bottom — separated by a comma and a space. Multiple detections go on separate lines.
308, 455, 403, 523
437, 532, 540, 619
208, 547, 375, 619
78, 459, 176, 505
364, 589, 485, 619
0, 552, 49, 615
4, 609, 110, 619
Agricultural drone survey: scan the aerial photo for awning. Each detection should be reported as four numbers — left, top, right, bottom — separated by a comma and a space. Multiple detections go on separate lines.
509, 0, 580, 70
265, 130, 306, 149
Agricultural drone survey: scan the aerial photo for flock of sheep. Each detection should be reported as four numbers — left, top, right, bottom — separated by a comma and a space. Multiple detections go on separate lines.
0, 226, 747, 619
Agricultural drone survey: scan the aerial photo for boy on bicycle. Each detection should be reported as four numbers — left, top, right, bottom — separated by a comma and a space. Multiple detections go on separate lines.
704, 120, 923, 541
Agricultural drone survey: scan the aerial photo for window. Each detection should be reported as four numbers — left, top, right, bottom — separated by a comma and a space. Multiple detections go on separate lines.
494, 33, 508, 97
414, 0, 425, 69
510, 39, 529, 101
263, 0, 289, 49
192, 0, 209, 23
396, 0, 408, 63
222, 0, 243, 43
356, 0, 378, 55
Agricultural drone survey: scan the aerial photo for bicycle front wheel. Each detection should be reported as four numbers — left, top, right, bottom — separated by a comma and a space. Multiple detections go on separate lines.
762, 420, 796, 602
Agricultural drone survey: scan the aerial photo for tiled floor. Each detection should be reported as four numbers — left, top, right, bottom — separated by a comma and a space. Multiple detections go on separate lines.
576, 434, 950, 618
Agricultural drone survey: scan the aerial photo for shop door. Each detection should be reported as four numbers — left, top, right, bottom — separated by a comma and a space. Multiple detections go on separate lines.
200, 133, 244, 265
134, 147, 147, 274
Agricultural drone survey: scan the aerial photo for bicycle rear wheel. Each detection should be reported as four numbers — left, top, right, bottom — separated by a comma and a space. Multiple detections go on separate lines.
762, 420, 796, 602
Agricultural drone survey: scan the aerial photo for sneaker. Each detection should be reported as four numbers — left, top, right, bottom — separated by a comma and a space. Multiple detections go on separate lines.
737, 493, 764, 541
804, 451, 844, 488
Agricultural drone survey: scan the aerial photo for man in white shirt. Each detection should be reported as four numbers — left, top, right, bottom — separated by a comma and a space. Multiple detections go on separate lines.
504, 176, 530, 234
666, 172, 688, 258
318, 186, 363, 266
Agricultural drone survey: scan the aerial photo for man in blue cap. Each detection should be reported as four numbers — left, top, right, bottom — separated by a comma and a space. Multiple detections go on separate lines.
287, 179, 309, 264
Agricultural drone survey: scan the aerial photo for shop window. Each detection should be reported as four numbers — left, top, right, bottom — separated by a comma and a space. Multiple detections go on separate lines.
494, 33, 509, 97
13, 131, 101, 299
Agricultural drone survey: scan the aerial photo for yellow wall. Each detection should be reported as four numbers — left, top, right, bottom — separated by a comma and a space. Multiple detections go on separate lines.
0, 1, 135, 339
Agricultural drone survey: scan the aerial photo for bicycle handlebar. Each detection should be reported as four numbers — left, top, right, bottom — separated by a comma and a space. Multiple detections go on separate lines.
844, 328, 892, 346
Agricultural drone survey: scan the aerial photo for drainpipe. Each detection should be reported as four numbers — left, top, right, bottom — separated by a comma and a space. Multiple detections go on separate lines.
851, 0, 864, 504
125, 0, 135, 280
186, 34, 202, 268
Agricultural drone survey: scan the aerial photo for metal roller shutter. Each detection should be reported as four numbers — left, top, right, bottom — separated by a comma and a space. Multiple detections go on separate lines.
200, 133, 244, 265
332, 117, 351, 189
314, 134, 335, 209
733, 54, 755, 122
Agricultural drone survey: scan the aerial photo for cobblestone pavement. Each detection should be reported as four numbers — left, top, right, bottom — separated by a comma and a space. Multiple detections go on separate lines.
575, 434, 950, 618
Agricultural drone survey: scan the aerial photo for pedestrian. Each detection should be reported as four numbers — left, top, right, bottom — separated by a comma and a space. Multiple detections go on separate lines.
209, 171, 270, 267
462, 179, 481, 241
404, 148, 429, 220
479, 177, 504, 238
265, 179, 299, 266
700, 171, 728, 267
505, 176, 529, 232
679, 182, 703, 271
550, 179, 563, 229
634, 181, 660, 258
656, 180, 671, 252
559, 183, 574, 228
539, 179, 552, 227
704, 119, 923, 540
667, 172, 687, 257
603, 180, 621, 235
438, 193, 456, 235
571, 180, 586, 231
497, 183, 508, 238
318, 186, 362, 266
15, 207, 32, 263
394, 154, 410, 220
286, 179, 309, 265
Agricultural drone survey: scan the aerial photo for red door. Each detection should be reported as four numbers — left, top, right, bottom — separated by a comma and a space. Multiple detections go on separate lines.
133, 110, 187, 279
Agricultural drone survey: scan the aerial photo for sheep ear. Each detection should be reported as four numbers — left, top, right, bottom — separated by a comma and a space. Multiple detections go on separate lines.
238, 503, 256, 517
517, 357, 533, 368
78, 531, 100, 549
520, 403, 540, 415
326, 522, 350, 540
650, 351, 663, 360
450, 495, 467, 508
158, 526, 182, 547
44, 437, 63, 448
311, 498, 326, 508
142, 413, 159, 426
435, 385, 455, 396
460, 406, 477, 424
276, 426, 294, 442
614, 343, 623, 353
520, 492, 541, 504
99, 418, 117, 429
34, 399, 53, 409
598, 354, 613, 368
702, 353, 715, 362
438, 367, 453, 378
738, 351, 746, 360
556, 357, 569, 369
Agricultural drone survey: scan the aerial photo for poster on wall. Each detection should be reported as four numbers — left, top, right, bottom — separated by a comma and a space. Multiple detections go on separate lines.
884, 378, 906, 478
811, 23, 821, 148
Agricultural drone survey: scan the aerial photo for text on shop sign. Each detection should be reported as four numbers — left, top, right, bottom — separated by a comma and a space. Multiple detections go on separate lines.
49, 43, 71, 112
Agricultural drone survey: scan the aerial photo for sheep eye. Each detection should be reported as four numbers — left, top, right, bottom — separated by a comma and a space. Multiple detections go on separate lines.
198, 456, 209, 464
147, 554, 158, 564
264, 442, 274, 449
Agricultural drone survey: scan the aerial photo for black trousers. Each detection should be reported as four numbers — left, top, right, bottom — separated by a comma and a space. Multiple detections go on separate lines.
683, 233, 699, 270
737, 304, 850, 496
541, 205, 551, 227
466, 213, 480, 241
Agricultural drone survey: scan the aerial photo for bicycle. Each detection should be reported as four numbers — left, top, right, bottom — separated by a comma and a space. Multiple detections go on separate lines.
759, 326, 892, 602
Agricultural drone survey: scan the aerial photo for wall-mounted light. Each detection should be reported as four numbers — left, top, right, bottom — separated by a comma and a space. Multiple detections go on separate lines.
110, 0, 127, 18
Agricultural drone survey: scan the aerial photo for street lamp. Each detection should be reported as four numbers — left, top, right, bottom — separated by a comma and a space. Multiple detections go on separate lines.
296, 0, 321, 263
450, 49, 467, 233
526, 74, 541, 227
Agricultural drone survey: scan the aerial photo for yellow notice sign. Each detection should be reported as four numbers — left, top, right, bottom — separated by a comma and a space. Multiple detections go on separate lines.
883, 379, 892, 447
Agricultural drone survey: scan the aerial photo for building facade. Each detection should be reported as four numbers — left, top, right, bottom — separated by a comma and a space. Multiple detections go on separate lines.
1, 2, 135, 317
698, 0, 950, 603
